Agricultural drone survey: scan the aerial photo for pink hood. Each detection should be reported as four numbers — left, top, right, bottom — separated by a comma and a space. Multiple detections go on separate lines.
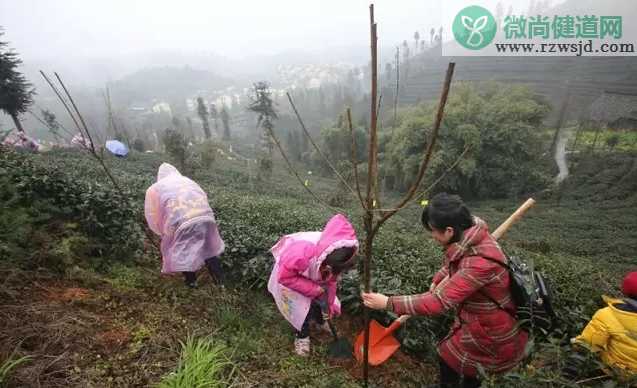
306, 214, 359, 276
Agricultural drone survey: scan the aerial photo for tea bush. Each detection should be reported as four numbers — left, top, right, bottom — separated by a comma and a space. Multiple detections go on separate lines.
0, 147, 144, 262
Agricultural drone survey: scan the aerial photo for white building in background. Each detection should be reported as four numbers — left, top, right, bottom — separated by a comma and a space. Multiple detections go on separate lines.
152, 101, 172, 116
215, 95, 234, 109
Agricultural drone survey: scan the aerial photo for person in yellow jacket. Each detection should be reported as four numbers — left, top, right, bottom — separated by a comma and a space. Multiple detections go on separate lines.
564, 271, 637, 380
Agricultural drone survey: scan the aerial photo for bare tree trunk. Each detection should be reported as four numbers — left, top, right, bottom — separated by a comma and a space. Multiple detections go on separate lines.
362, 5, 378, 385
10, 112, 25, 133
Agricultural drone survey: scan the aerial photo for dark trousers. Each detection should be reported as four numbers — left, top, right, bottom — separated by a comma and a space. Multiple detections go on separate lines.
439, 358, 481, 388
182, 256, 223, 285
296, 302, 324, 338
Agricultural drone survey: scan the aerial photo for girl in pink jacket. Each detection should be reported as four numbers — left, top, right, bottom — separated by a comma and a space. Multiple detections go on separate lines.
268, 214, 358, 356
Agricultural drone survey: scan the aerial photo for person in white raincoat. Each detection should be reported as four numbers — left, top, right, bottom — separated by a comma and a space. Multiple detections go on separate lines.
145, 163, 225, 287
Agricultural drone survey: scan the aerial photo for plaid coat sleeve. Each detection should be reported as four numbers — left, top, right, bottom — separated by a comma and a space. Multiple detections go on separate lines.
389, 257, 499, 316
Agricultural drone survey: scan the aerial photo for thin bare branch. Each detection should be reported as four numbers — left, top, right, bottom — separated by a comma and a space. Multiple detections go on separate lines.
374, 94, 383, 211
347, 108, 365, 209
33, 104, 76, 138
39, 71, 83, 136
286, 92, 360, 202
574, 375, 609, 385
54, 72, 96, 153
366, 21, 379, 212
266, 126, 339, 213
413, 145, 469, 201
54, 73, 122, 190
378, 62, 455, 224
369, 145, 471, 215
26, 109, 72, 142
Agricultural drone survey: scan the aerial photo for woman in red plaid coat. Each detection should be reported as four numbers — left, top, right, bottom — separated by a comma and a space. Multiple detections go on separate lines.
363, 193, 528, 387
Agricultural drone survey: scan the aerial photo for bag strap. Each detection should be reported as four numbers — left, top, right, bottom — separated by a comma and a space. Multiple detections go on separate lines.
478, 289, 516, 317
479, 255, 511, 271
454, 255, 516, 319
476, 256, 517, 317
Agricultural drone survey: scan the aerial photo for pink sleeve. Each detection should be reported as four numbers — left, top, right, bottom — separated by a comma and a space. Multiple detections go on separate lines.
326, 278, 339, 315
278, 242, 323, 298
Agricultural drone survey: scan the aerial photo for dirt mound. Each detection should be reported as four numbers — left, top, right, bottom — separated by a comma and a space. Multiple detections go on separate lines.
96, 327, 131, 353
44, 286, 91, 302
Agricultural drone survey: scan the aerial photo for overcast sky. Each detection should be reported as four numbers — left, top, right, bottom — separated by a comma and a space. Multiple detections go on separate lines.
0, 0, 541, 62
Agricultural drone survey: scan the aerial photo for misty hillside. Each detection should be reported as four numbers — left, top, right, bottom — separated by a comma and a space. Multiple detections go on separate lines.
108, 66, 233, 106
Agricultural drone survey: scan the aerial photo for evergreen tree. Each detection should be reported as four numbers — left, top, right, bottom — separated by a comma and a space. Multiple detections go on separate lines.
41, 109, 61, 142
248, 81, 278, 140
0, 30, 35, 133
220, 105, 230, 140
402, 40, 410, 61
247, 81, 278, 176
186, 117, 193, 138
209, 103, 219, 135
172, 116, 182, 131
413, 31, 420, 54
196, 96, 211, 139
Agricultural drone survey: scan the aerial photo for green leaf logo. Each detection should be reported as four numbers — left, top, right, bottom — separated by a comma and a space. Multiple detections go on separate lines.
453, 5, 497, 50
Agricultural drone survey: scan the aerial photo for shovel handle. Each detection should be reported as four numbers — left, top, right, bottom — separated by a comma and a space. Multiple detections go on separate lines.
326, 319, 339, 341
491, 198, 535, 240
385, 315, 410, 335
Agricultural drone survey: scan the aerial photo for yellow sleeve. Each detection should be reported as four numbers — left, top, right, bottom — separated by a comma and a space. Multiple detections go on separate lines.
574, 309, 611, 352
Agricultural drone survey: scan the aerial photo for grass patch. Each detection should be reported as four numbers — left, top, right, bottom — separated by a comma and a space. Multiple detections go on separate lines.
158, 336, 234, 388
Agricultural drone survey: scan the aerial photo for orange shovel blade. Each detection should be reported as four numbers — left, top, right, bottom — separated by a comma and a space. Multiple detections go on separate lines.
354, 319, 401, 366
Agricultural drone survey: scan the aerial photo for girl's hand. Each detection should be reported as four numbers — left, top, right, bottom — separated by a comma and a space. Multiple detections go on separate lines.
361, 292, 389, 310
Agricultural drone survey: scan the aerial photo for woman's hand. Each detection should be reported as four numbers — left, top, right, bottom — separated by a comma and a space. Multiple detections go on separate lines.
361, 292, 389, 310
